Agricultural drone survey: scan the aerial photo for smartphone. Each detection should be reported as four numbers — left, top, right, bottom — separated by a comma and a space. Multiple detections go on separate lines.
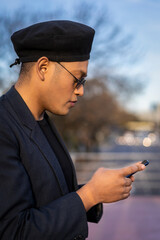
126, 160, 149, 178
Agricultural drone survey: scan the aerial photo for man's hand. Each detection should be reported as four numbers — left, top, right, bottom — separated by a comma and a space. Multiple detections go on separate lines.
77, 162, 145, 211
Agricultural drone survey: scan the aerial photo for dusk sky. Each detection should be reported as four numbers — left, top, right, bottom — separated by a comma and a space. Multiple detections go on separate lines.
1, 0, 160, 113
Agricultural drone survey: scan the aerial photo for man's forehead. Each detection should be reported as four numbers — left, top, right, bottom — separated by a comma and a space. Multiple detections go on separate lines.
64, 61, 88, 75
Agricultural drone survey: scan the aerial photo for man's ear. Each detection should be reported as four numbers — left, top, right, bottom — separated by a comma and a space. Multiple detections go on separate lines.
36, 57, 49, 81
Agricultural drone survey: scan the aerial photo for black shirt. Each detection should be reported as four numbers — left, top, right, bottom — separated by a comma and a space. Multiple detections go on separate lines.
38, 117, 74, 192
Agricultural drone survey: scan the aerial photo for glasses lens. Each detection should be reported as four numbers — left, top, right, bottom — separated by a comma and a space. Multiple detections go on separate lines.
75, 78, 86, 89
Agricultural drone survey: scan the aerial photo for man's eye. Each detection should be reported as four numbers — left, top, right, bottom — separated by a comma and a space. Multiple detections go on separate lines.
74, 79, 79, 83
75, 78, 86, 89
79, 78, 86, 86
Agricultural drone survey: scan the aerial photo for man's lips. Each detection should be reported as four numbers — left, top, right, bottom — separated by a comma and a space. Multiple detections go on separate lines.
69, 100, 77, 107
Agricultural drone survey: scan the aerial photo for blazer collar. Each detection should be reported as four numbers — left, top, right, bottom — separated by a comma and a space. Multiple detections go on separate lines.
6, 86, 36, 130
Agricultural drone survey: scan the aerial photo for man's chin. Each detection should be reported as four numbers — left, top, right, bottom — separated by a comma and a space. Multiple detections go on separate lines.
50, 108, 70, 116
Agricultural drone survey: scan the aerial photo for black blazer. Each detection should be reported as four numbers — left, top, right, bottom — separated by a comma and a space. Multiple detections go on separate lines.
0, 86, 102, 240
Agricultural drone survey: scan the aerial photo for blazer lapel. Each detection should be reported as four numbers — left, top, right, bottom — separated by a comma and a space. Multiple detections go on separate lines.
30, 124, 69, 195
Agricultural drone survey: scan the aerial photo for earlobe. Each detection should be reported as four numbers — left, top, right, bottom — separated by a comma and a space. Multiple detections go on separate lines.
40, 68, 46, 81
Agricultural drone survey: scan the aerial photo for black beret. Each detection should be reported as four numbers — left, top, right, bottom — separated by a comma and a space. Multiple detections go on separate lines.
10, 20, 95, 64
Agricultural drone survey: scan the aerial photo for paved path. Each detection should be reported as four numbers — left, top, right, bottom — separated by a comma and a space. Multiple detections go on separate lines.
87, 196, 160, 240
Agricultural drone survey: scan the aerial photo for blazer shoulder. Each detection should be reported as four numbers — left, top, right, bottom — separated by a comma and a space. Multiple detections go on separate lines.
0, 95, 16, 129
0, 95, 9, 119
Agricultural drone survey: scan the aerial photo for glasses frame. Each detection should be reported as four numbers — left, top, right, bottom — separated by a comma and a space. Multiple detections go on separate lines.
57, 62, 86, 89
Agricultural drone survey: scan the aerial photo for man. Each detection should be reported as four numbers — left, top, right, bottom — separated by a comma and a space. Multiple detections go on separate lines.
0, 20, 145, 240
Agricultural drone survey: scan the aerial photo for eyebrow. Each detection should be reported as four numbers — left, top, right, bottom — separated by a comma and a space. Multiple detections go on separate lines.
73, 70, 87, 78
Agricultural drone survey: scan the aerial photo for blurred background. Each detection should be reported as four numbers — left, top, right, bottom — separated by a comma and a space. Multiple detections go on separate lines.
0, 0, 160, 239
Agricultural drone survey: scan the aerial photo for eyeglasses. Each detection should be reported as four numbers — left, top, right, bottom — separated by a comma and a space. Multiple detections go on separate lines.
57, 62, 86, 89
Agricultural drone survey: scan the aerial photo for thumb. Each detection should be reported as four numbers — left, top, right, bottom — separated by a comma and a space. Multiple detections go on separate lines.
120, 162, 145, 177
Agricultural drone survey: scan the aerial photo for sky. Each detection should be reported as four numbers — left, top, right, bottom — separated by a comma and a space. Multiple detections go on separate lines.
106, 0, 160, 113
1, 0, 160, 113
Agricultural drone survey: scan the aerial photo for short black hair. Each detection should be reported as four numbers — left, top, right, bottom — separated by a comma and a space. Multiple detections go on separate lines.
19, 62, 35, 77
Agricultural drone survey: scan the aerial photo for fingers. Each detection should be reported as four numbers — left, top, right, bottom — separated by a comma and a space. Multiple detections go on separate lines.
130, 175, 135, 182
122, 192, 131, 200
120, 162, 145, 177
125, 178, 132, 186
124, 185, 132, 193
120, 185, 132, 200
122, 181, 132, 199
